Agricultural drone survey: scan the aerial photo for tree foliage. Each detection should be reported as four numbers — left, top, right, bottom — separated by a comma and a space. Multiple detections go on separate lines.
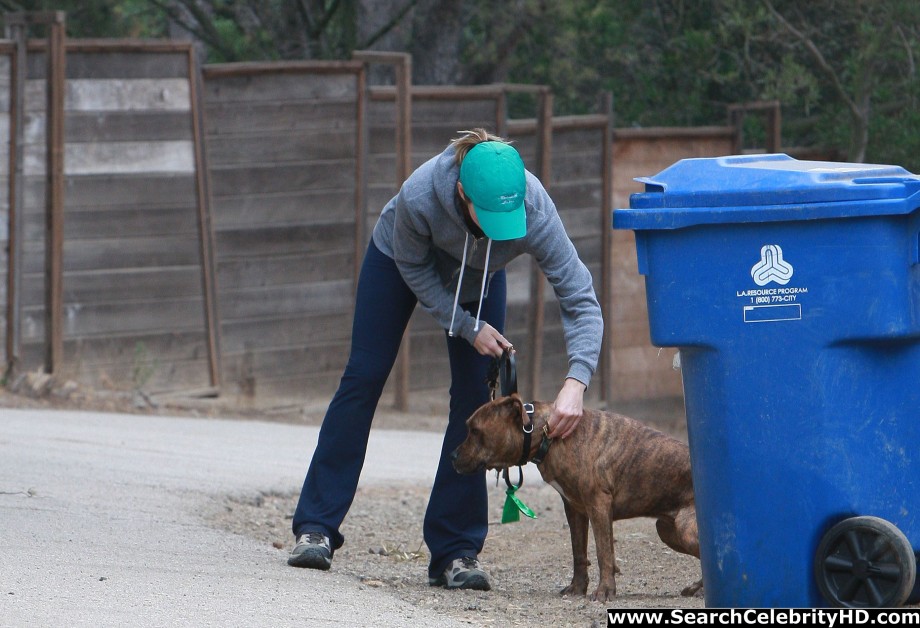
0, 0, 156, 36
1, 0, 918, 169
472, 0, 920, 167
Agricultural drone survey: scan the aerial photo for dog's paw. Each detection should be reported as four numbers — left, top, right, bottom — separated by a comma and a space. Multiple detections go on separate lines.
560, 581, 588, 597
680, 578, 704, 597
589, 582, 616, 602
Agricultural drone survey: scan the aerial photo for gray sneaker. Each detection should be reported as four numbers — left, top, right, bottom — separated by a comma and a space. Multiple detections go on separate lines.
287, 532, 333, 570
429, 556, 492, 591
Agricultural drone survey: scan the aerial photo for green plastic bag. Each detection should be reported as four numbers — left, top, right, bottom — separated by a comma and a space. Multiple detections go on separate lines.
501, 485, 536, 523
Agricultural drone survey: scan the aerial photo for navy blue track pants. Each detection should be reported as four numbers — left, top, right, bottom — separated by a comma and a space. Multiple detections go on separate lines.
292, 239, 506, 578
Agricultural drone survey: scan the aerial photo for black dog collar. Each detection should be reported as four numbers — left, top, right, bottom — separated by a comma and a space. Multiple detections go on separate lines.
530, 424, 553, 465
503, 402, 553, 490
517, 402, 553, 466
516, 403, 535, 466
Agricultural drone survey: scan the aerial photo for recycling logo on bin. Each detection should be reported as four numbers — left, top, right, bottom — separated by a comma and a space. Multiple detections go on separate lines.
736, 244, 809, 323
751, 244, 793, 286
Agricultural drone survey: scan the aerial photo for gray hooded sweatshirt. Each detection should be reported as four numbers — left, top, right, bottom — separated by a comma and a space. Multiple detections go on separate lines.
372, 143, 603, 388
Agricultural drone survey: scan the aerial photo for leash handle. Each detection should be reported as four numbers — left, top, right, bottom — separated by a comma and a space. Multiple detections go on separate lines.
502, 465, 523, 490
499, 347, 517, 397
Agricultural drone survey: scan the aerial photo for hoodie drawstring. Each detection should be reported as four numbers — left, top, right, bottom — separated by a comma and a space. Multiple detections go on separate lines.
447, 234, 469, 337
447, 235, 492, 337
473, 238, 492, 332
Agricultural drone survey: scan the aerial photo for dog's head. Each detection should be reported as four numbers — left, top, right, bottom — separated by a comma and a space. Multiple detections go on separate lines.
450, 394, 530, 474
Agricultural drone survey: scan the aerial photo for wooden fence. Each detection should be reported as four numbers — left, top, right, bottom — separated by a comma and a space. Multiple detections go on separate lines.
201, 60, 364, 401
0, 40, 11, 371
0, 31, 740, 410
610, 127, 736, 400
7, 35, 217, 394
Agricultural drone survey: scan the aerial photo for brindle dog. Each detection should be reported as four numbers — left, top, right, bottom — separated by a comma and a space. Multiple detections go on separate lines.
451, 394, 701, 602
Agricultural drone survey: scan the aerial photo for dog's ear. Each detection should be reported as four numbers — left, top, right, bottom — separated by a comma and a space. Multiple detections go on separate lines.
493, 394, 520, 412
505, 393, 527, 427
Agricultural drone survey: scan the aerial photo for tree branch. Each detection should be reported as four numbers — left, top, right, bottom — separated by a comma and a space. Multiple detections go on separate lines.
895, 24, 915, 80
313, 0, 342, 36
296, 0, 317, 35
361, 0, 419, 49
760, 0, 860, 120
147, 0, 239, 61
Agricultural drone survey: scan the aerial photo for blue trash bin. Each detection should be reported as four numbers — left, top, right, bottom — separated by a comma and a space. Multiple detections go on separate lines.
612, 154, 920, 608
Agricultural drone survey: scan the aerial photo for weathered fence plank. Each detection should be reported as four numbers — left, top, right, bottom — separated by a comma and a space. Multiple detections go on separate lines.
202, 61, 364, 404
11, 40, 217, 393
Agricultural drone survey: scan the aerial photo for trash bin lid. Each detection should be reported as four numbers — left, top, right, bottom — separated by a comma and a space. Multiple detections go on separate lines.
616, 153, 920, 230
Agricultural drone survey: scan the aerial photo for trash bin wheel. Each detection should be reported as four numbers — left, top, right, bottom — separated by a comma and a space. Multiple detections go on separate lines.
815, 516, 917, 608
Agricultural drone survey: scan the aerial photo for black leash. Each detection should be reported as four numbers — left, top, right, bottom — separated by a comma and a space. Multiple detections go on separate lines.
499, 349, 516, 398
485, 348, 547, 523
486, 347, 517, 401
499, 401, 550, 523
486, 348, 552, 489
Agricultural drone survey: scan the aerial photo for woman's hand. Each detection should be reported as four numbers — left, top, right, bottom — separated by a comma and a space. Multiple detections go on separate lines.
548, 378, 586, 439
472, 323, 512, 358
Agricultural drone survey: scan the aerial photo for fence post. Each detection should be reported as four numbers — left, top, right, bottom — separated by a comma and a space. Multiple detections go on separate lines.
599, 91, 614, 406
46, 14, 65, 377
5, 11, 67, 376
727, 100, 781, 154
766, 101, 782, 153
352, 51, 413, 411
187, 45, 222, 390
354, 67, 368, 290
4, 15, 27, 376
527, 88, 552, 398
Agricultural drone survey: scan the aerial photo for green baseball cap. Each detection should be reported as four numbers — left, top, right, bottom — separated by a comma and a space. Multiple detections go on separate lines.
459, 141, 527, 241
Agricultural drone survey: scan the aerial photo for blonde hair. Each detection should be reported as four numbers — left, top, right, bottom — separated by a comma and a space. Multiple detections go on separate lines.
451, 128, 511, 166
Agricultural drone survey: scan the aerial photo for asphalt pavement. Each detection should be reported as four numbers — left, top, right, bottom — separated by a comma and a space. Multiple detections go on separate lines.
0, 407, 471, 627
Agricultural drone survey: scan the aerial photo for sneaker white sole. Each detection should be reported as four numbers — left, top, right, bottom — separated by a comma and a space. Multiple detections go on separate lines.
287, 549, 332, 570
429, 573, 491, 590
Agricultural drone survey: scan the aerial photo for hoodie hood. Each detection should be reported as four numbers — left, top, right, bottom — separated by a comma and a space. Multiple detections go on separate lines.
432, 149, 465, 225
